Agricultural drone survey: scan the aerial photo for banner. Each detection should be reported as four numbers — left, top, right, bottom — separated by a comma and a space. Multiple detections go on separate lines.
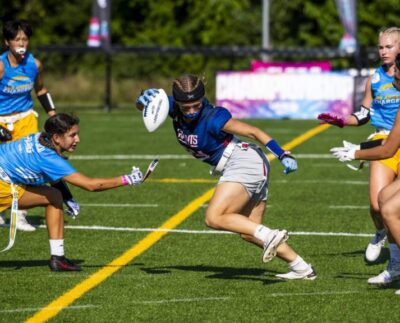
251, 61, 332, 73
335, 0, 357, 53
87, 0, 111, 49
216, 71, 354, 119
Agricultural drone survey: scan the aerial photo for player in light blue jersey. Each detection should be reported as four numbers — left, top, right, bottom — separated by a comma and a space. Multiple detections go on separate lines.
331, 54, 400, 294
320, 28, 400, 282
0, 20, 78, 231
0, 113, 144, 271
137, 74, 316, 280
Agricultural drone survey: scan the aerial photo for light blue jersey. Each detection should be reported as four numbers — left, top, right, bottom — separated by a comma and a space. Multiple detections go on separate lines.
168, 97, 234, 166
370, 65, 400, 130
0, 133, 76, 185
0, 50, 37, 115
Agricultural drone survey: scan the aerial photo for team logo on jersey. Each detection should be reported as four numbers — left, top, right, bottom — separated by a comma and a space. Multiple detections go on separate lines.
176, 128, 198, 147
371, 72, 380, 84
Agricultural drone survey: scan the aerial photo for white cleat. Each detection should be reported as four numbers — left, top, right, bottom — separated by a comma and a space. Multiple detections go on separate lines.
395, 289, 400, 295
0, 211, 6, 226
365, 230, 386, 262
262, 229, 288, 263
276, 266, 317, 280
367, 270, 400, 286
16, 211, 36, 232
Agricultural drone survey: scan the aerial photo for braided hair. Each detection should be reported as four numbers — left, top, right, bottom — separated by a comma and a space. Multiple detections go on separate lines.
39, 113, 80, 156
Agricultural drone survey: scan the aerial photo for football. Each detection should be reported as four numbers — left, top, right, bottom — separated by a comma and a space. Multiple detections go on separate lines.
142, 89, 169, 132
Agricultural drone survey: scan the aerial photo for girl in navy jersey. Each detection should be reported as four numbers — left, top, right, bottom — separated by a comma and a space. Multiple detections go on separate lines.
137, 74, 316, 280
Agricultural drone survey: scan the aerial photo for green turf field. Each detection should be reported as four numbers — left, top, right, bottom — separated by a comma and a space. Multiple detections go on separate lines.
0, 112, 397, 322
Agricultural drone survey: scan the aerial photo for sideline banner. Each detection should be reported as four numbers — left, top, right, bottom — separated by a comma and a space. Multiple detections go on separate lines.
216, 71, 354, 119
251, 61, 332, 73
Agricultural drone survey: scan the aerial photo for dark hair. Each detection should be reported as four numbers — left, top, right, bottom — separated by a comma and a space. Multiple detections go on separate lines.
172, 74, 205, 102
3, 20, 32, 41
396, 53, 400, 70
39, 114, 80, 152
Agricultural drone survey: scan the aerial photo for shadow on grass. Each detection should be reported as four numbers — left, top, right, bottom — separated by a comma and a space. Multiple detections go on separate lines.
141, 264, 282, 285
0, 259, 84, 270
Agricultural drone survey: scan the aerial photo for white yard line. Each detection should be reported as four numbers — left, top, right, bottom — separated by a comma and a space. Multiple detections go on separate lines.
70, 153, 334, 160
26, 225, 375, 237
330, 205, 369, 209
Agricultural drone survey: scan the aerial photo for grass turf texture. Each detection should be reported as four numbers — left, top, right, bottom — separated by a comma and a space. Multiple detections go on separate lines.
0, 111, 397, 322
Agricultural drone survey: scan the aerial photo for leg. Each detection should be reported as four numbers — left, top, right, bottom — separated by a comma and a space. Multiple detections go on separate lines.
365, 161, 395, 262
18, 186, 80, 271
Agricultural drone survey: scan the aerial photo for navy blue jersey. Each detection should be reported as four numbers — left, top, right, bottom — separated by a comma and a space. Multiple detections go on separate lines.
168, 96, 234, 165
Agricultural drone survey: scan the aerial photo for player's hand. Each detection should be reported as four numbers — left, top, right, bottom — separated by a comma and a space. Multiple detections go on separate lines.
317, 113, 345, 128
136, 89, 159, 111
279, 153, 298, 174
65, 198, 80, 219
330, 147, 356, 162
0, 126, 11, 142
122, 167, 143, 185
342, 140, 360, 150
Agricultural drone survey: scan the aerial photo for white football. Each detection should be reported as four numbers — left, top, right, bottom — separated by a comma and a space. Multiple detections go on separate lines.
142, 89, 169, 132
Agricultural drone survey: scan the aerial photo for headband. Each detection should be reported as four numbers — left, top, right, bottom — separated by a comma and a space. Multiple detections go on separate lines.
172, 81, 205, 102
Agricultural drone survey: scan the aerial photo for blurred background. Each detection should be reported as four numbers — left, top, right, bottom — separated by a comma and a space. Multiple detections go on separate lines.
1, 0, 399, 113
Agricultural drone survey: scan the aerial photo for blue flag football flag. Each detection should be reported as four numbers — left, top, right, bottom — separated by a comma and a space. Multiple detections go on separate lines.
335, 0, 357, 53
87, 0, 111, 48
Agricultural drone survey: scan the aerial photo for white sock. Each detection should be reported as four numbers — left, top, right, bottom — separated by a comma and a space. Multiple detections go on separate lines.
253, 225, 273, 243
388, 243, 400, 272
49, 239, 64, 257
288, 255, 310, 272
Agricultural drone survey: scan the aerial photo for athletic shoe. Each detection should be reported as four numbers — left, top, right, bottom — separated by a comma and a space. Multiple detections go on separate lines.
365, 230, 386, 262
262, 229, 288, 263
0, 211, 6, 225
16, 211, 36, 232
395, 289, 400, 295
367, 269, 400, 286
49, 255, 81, 272
276, 266, 317, 280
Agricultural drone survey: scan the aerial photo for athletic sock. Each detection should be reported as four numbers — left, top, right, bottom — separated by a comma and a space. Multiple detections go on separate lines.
288, 255, 310, 272
388, 243, 400, 273
253, 225, 273, 244
49, 239, 64, 257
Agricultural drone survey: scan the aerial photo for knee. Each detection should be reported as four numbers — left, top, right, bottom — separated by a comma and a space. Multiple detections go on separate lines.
204, 211, 221, 230
380, 203, 398, 223
47, 188, 63, 209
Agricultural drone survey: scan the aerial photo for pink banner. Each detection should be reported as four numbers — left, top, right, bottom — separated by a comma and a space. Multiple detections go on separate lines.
251, 60, 332, 73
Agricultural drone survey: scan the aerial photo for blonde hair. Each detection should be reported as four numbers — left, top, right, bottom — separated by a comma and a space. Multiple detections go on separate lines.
379, 27, 400, 44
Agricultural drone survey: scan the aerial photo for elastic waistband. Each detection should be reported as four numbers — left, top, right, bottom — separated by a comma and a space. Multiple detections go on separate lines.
0, 109, 36, 124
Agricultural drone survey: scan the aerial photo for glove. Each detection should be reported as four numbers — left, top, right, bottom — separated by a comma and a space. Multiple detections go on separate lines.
0, 125, 11, 142
279, 153, 298, 174
342, 140, 360, 150
330, 146, 356, 162
317, 113, 345, 128
136, 88, 159, 110
65, 198, 80, 219
122, 167, 143, 185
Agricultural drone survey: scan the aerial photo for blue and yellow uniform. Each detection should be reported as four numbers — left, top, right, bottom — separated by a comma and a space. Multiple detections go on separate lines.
0, 133, 76, 211
369, 65, 400, 173
0, 50, 39, 141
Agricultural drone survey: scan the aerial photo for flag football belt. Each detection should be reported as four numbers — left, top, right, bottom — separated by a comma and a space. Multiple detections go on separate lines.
0, 109, 37, 131
0, 166, 18, 252
211, 138, 253, 175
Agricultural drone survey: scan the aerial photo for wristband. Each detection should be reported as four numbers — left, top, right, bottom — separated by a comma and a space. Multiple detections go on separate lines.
265, 140, 285, 159
121, 176, 129, 186
38, 92, 55, 113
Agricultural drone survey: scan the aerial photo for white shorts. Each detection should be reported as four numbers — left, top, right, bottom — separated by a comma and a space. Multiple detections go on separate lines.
218, 144, 269, 201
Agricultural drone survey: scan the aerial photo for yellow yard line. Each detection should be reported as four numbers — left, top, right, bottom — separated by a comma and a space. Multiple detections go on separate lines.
25, 123, 329, 323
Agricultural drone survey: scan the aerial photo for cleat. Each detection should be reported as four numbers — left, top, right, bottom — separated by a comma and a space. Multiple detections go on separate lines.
16, 211, 36, 232
395, 289, 400, 295
49, 255, 81, 272
262, 229, 288, 263
367, 270, 400, 286
276, 266, 317, 280
0, 211, 6, 225
365, 230, 386, 262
